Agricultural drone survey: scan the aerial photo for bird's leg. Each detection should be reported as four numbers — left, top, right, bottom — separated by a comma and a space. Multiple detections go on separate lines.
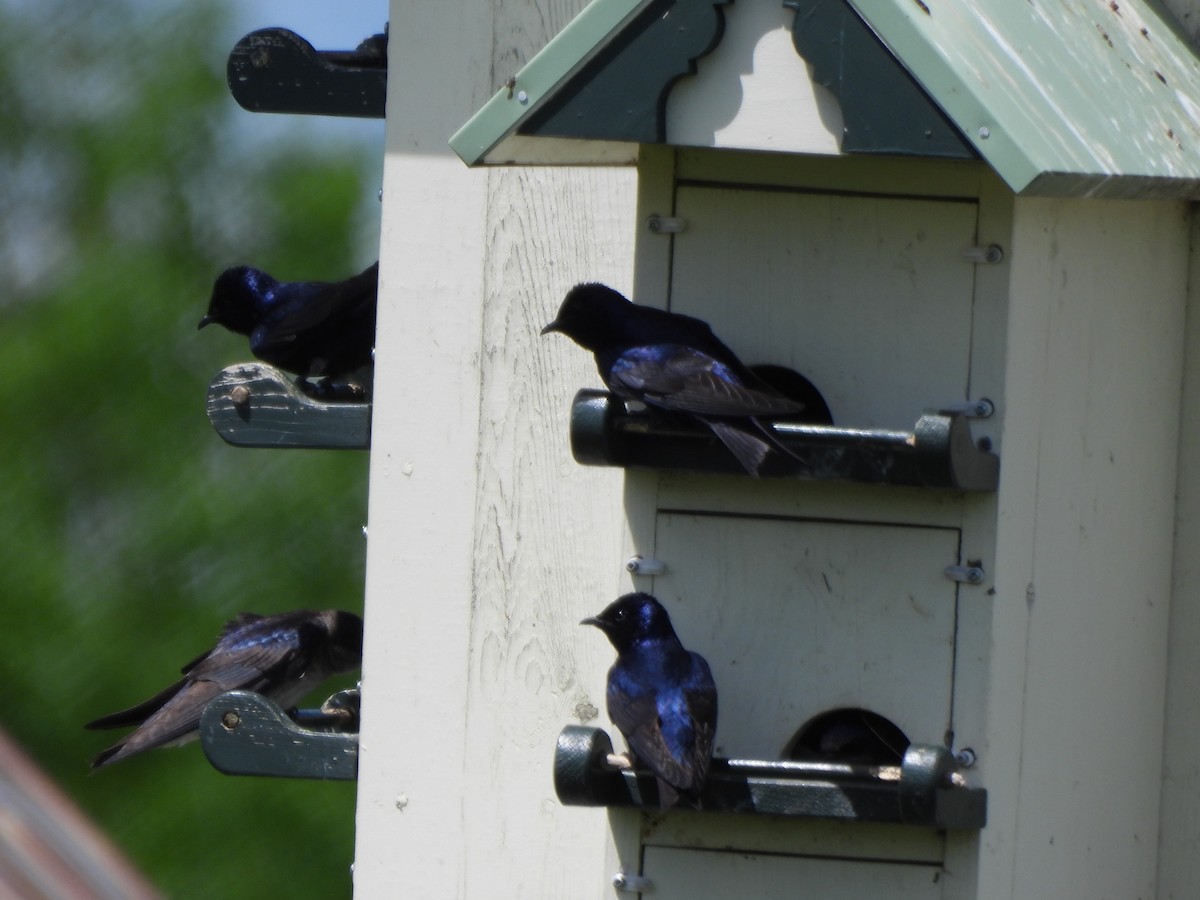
297, 376, 367, 402
293, 375, 318, 397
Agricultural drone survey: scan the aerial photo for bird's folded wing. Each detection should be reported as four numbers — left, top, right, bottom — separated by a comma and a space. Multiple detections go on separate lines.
252, 288, 372, 357
612, 349, 804, 417
113, 680, 228, 753
84, 678, 188, 730
610, 690, 704, 794
683, 679, 717, 787
187, 634, 307, 691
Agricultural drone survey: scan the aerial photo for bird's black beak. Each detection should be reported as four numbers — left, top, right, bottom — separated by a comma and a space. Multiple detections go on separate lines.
541, 320, 561, 336
197, 314, 214, 331
580, 616, 602, 629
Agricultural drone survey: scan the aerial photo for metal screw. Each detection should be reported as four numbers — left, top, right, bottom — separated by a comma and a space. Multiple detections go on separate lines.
221, 711, 241, 731
230, 385, 251, 406
516, 90, 529, 104
978, 125, 991, 139
954, 747, 978, 768
970, 398, 995, 418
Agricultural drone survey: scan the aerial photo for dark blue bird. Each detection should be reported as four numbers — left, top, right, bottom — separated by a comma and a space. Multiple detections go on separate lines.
583, 592, 717, 808
199, 261, 378, 395
543, 283, 825, 475
86, 609, 363, 768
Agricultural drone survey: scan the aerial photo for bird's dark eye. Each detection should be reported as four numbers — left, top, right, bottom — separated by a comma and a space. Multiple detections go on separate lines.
614, 608, 627, 621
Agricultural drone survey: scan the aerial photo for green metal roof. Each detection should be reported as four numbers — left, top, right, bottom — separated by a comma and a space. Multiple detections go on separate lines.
448, 0, 649, 167
851, 0, 1200, 197
450, 0, 1200, 198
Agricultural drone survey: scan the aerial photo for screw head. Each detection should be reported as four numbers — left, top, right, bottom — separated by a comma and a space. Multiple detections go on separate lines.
220, 711, 241, 731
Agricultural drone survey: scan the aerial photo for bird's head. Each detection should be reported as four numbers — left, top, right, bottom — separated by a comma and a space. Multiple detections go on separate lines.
582, 592, 676, 651
321, 610, 365, 673
541, 282, 631, 350
198, 266, 273, 335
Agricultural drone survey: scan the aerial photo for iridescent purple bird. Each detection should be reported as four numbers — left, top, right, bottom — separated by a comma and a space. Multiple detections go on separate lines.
542, 283, 823, 475
200, 262, 377, 395
583, 592, 717, 808
86, 609, 363, 768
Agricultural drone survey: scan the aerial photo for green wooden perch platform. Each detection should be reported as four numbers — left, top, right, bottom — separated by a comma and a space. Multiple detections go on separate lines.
199, 689, 359, 781
554, 725, 986, 828
206, 363, 371, 450
568, 389, 1000, 489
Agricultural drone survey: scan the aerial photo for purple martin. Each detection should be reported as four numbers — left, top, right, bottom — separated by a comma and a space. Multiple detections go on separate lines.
199, 261, 377, 395
86, 609, 363, 769
542, 283, 814, 475
583, 592, 717, 808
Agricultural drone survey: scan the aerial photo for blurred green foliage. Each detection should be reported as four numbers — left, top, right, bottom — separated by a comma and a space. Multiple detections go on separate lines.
0, 2, 378, 896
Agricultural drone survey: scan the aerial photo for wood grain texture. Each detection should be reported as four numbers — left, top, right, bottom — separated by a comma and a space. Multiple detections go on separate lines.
354, 1, 498, 895
358, 2, 638, 897
206, 363, 370, 449
463, 163, 636, 899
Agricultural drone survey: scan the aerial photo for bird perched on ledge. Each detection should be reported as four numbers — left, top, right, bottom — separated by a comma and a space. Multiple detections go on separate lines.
199, 261, 378, 397
85, 609, 363, 768
583, 592, 717, 808
543, 282, 821, 475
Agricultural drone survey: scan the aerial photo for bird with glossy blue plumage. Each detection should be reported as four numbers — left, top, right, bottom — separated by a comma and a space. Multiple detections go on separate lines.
86, 609, 363, 768
199, 261, 378, 396
543, 282, 828, 475
583, 592, 718, 808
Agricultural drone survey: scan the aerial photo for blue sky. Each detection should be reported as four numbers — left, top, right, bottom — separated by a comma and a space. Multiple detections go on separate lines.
233, 0, 388, 52
226, 1, 389, 150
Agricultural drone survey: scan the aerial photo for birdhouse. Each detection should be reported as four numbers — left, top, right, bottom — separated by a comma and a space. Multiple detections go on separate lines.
354, 0, 1200, 898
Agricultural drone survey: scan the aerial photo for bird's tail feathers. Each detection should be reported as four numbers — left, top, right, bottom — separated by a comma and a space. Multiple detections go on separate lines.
704, 420, 770, 476
655, 778, 703, 810
750, 417, 807, 465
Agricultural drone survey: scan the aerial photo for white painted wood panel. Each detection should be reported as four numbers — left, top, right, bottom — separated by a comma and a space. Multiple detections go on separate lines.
644, 812, 945, 862
1157, 210, 1200, 900
355, 2, 637, 898
667, 0, 843, 155
460, 163, 637, 899
644, 845, 944, 899
979, 197, 1188, 900
650, 513, 960, 758
669, 186, 980, 430
353, 1, 494, 893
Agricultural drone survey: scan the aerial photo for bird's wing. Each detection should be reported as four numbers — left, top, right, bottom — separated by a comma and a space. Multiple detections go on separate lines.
610, 347, 803, 417
84, 679, 188, 730
609, 680, 707, 794
186, 619, 315, 692
91, 679, 230, 766
682, 653, 718, 787
251, 264, 377, 358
